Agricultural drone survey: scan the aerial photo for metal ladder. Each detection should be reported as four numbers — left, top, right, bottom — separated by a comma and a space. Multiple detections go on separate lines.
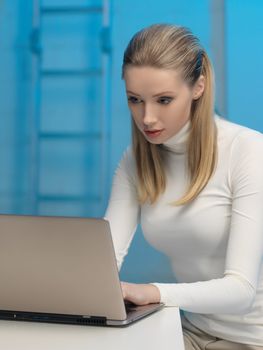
30, 0, 111, 217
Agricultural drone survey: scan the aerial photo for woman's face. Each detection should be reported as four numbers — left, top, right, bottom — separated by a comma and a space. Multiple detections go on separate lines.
124, 66, 204, 144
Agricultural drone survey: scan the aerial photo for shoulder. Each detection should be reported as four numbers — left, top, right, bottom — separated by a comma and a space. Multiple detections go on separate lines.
120, 146, 135, 168
115, 146, 137, 181
215, 117, 263, 185
215, 115, 263, 153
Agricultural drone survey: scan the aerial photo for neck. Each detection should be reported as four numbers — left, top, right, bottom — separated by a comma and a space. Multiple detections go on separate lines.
162, 120, 191, 154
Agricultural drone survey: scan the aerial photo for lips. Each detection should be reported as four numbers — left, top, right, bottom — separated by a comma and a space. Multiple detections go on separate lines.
144, 129, 164, 138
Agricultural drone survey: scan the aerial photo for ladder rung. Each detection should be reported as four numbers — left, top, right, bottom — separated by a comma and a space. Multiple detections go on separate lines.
40, 6, 103, 15
37, 194, 101, 202
41, 69, 102, 77
39, 132, 102, 140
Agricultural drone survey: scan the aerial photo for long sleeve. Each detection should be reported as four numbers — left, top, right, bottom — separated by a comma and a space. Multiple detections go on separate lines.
152, 130, 263, 314
104, 148, 140, 270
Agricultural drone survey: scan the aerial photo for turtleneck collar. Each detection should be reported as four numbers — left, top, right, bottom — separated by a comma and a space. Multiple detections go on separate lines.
162, 120, 191, 154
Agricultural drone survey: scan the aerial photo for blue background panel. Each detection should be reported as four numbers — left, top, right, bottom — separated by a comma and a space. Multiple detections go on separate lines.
41, 13, 102, 71
40, 76, 102, 133
0, 0, 262, 283
226, 0, 263, 131
39, 139, 101, 198
42, 0, 102, 6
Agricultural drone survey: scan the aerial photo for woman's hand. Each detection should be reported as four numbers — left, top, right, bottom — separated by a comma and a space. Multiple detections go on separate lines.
121, 282, 161, 305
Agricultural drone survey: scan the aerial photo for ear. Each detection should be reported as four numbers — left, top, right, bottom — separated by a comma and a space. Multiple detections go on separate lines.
193, 75, 205, 100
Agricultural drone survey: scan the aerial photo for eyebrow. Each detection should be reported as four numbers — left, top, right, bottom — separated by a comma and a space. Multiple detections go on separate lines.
126, 90, 175, 97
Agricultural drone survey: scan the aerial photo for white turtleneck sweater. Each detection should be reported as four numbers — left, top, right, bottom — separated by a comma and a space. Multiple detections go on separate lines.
105, 116, 263, 345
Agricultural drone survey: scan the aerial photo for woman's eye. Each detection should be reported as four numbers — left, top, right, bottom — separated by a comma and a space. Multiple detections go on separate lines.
158, 97, 173, 105
128, 96, 142, 104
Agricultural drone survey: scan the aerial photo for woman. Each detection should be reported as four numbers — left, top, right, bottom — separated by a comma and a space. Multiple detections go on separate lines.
105, 24, 263, 349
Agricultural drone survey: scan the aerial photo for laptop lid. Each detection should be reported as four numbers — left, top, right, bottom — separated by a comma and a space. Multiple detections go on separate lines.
0, 214, 163, 326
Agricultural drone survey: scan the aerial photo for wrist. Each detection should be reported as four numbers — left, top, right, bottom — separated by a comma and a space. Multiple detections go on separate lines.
147, 284, 161, 304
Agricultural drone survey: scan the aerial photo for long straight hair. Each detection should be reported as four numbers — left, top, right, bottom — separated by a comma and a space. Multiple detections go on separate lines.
122, 24, 217, 205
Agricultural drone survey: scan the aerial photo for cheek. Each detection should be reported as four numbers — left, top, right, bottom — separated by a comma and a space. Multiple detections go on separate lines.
132, 118, 144, 133
164, 101, 191, 127
128, 103, 136, 114
132, 116, 142, 128
173, 98, 193, 118
129, 106, 142, 122
129, 109, 141, 126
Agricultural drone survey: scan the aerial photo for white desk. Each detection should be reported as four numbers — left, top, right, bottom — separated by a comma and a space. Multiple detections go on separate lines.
0, 307, 184, 350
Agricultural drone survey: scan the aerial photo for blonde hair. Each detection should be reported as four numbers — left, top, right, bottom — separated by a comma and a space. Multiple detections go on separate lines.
122, 24, 217, 205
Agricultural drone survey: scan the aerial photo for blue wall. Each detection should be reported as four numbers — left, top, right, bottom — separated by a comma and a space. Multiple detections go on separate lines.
0, 0, 33, 213
0, 0, 108, 217
226, 0, 263, 131
0, 0, 262, 283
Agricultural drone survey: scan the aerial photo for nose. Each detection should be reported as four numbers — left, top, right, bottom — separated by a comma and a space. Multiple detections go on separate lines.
142, 104, 157, 127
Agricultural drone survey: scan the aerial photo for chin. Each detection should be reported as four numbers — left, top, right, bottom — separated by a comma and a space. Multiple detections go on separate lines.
145, 137, 164, 145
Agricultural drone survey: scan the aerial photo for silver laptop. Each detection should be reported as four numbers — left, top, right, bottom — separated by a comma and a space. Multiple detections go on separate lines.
0, 214, 163, 326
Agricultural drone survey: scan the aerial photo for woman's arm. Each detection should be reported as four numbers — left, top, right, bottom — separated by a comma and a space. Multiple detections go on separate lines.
121, 274, 255, 313
104, 148, 140, 270
121, 282, 161, 305
122, 131, 263, 314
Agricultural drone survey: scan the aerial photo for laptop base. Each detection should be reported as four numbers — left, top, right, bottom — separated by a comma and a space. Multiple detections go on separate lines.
0, 303, 164, 327
0, 310, 107, 326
